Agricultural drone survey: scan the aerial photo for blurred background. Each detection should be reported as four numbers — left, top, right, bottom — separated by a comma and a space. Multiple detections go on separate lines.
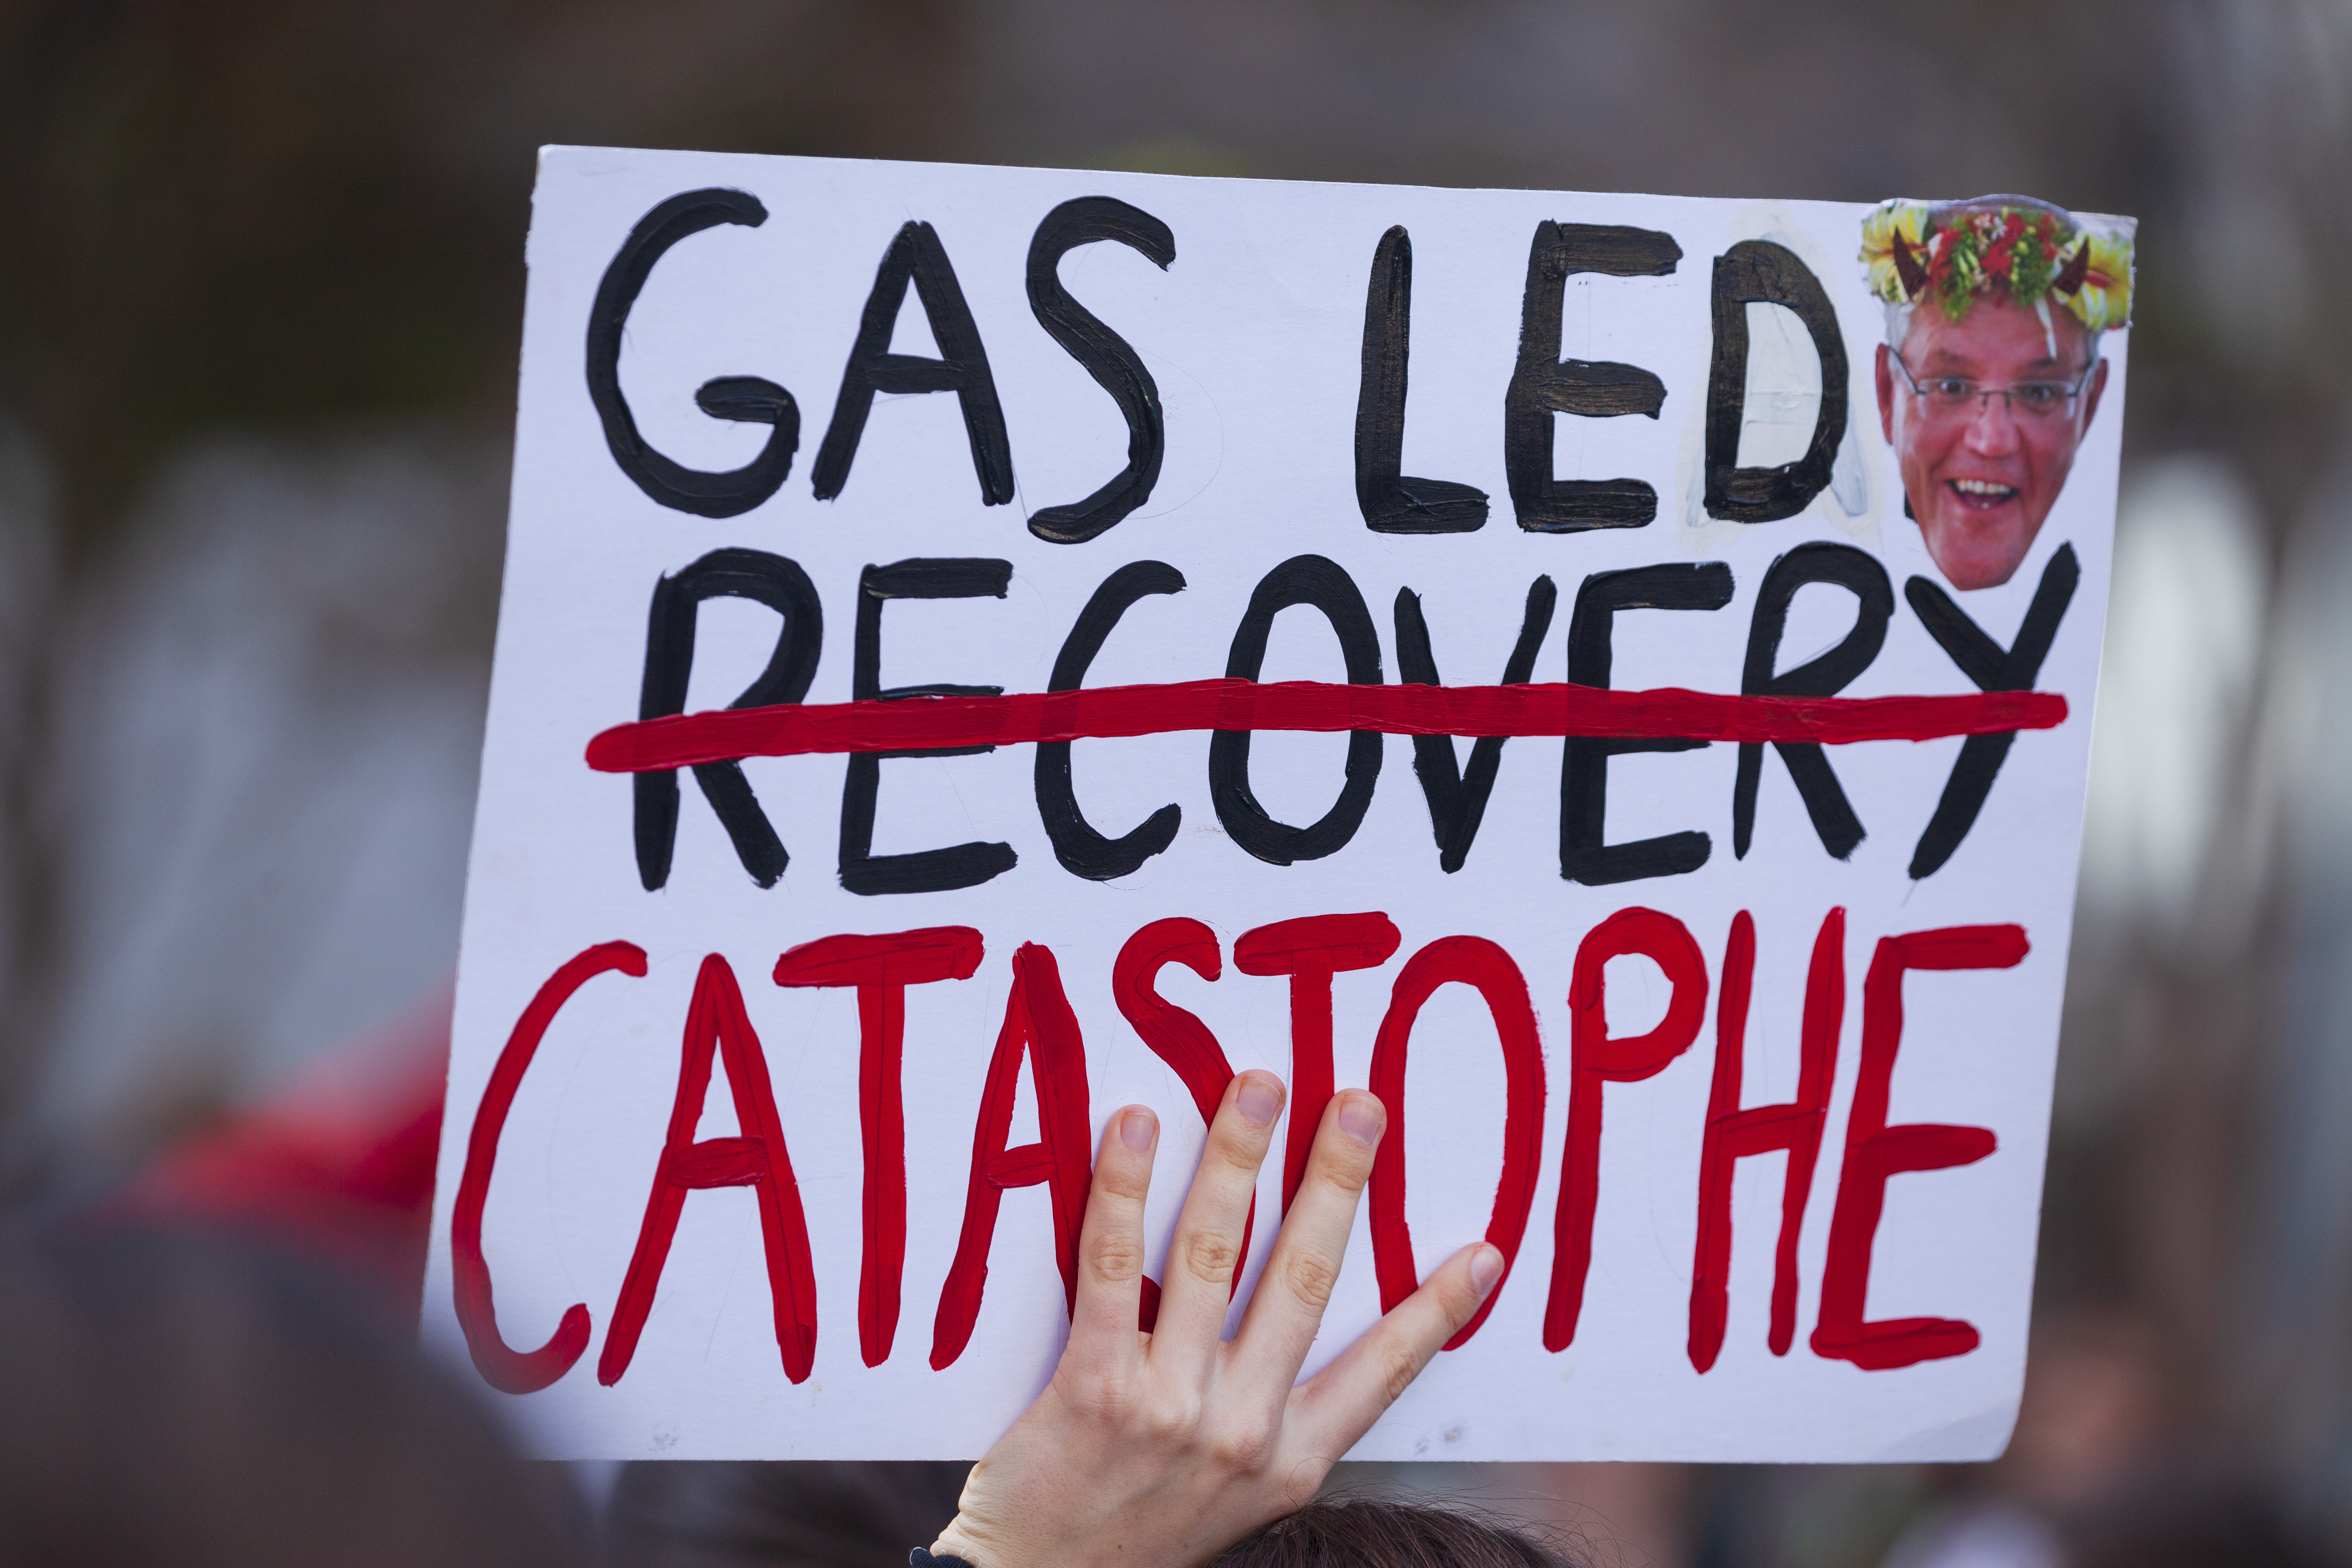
0, 2, 2347, 1565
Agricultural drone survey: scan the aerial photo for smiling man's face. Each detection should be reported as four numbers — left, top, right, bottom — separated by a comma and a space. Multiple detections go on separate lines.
1876, 292, 2109, 591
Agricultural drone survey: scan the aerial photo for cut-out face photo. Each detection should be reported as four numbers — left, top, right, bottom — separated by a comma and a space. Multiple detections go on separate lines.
1862, 197, 2132, 591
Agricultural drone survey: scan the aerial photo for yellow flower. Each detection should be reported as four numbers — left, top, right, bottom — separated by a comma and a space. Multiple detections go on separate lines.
2060, 228, 2133, 331
1860, 200, 1930, 302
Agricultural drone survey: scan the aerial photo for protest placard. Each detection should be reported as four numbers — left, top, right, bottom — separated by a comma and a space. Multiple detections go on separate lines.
422, 149, 2132, 1462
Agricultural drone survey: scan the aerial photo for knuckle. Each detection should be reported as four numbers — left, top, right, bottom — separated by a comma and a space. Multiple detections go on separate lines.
1213, 1131, 1266, 1175
1058, 1369, 1141, 1425
1440, 1272, 1487, 1327
1206, 1417, 1276, 1475
1086, 1232, 1145, 1284
1100, 1163, 1153, 1204
1311, 1147, 1374, 1198
1181, 1231, 1241, 1287
1143, 1391, 1202, 1441
1376, 1338, 1423, 1407
1281, 1248, 1342, 1312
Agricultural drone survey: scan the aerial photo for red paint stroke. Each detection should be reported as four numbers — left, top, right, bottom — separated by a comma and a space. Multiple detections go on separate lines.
585, 679, 2068, 772
1367, 937, 1546, 1350
451, 941, 644, 1394
1113, 918, 1245, 1332
601, 954, 819, 1387
1234, 913, 1401, 1214
1812, 924, 2026, 1372
930, 943, 1094, 1370
1688, 909, 1843, 1374
773, 927, 984, 1369
1545, 907, 1709, 1353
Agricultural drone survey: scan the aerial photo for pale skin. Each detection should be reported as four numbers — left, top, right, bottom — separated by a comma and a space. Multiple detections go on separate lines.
1876, 292, 2109, 591
932, 1073, 1506, 1568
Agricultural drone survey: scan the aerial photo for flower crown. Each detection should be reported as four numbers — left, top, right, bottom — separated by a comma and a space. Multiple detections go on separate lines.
1861, 198, 2132, 332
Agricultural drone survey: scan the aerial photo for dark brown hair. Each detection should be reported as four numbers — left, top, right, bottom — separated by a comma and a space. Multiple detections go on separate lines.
1211, 1499, 1585, 1568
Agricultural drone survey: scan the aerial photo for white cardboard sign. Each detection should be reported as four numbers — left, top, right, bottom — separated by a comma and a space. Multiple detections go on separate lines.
422, 148, 2129, 1463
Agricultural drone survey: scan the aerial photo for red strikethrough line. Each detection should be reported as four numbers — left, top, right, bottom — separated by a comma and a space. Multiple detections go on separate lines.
584, 679, 2066, 774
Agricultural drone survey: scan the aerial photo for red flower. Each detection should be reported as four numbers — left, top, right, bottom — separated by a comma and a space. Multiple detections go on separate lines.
1924, 230, 1955, 287
1982, 212, 2026, 279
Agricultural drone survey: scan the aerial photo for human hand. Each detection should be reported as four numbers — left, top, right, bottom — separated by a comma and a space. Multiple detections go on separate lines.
930, 1073, 1505, 1568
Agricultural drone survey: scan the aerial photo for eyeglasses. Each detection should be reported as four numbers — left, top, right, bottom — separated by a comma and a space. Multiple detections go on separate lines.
1890, 352, 2097, 423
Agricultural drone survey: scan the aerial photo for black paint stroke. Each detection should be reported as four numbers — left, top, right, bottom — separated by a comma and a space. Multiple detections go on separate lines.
1733, 543, 1893, 860
636, 549, 823, 889
1025, 198, 1176, 543
1037, 560, 1187, 877
1904, 545, 2080, 878
1358, 226, 1489, 534
1703, 240, 1849, 523
839, 557, 1019, 895
588, 189, 799, 519
1505, 222, 1682, 533
1561, 562, 1735, 885
814, 223, 1014, 507
1210, 555, 1385, 865
1394, 576, 1556, 871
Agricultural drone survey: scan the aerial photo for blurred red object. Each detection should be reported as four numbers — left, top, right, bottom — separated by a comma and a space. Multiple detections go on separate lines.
114, 983, 453, 1322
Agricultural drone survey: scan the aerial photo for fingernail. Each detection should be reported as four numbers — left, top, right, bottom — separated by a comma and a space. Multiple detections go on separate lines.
1120, 1107, 1157, 1150
1469, 1243, 1505, 1296
1237, 1075, 1283, 1125
1337, 1094, 1383, 1146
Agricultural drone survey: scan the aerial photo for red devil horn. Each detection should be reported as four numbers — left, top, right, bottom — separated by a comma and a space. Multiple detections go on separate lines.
1892, 231, 1928, 297
2051, 240, 2090, 296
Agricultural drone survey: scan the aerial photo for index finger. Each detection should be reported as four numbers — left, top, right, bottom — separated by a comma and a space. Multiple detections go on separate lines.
1285, 1240, 1503, 1457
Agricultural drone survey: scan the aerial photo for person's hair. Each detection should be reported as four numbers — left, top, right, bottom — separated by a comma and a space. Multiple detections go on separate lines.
0, 1221, 586, 1568
1210, 1498, 1586, 1568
